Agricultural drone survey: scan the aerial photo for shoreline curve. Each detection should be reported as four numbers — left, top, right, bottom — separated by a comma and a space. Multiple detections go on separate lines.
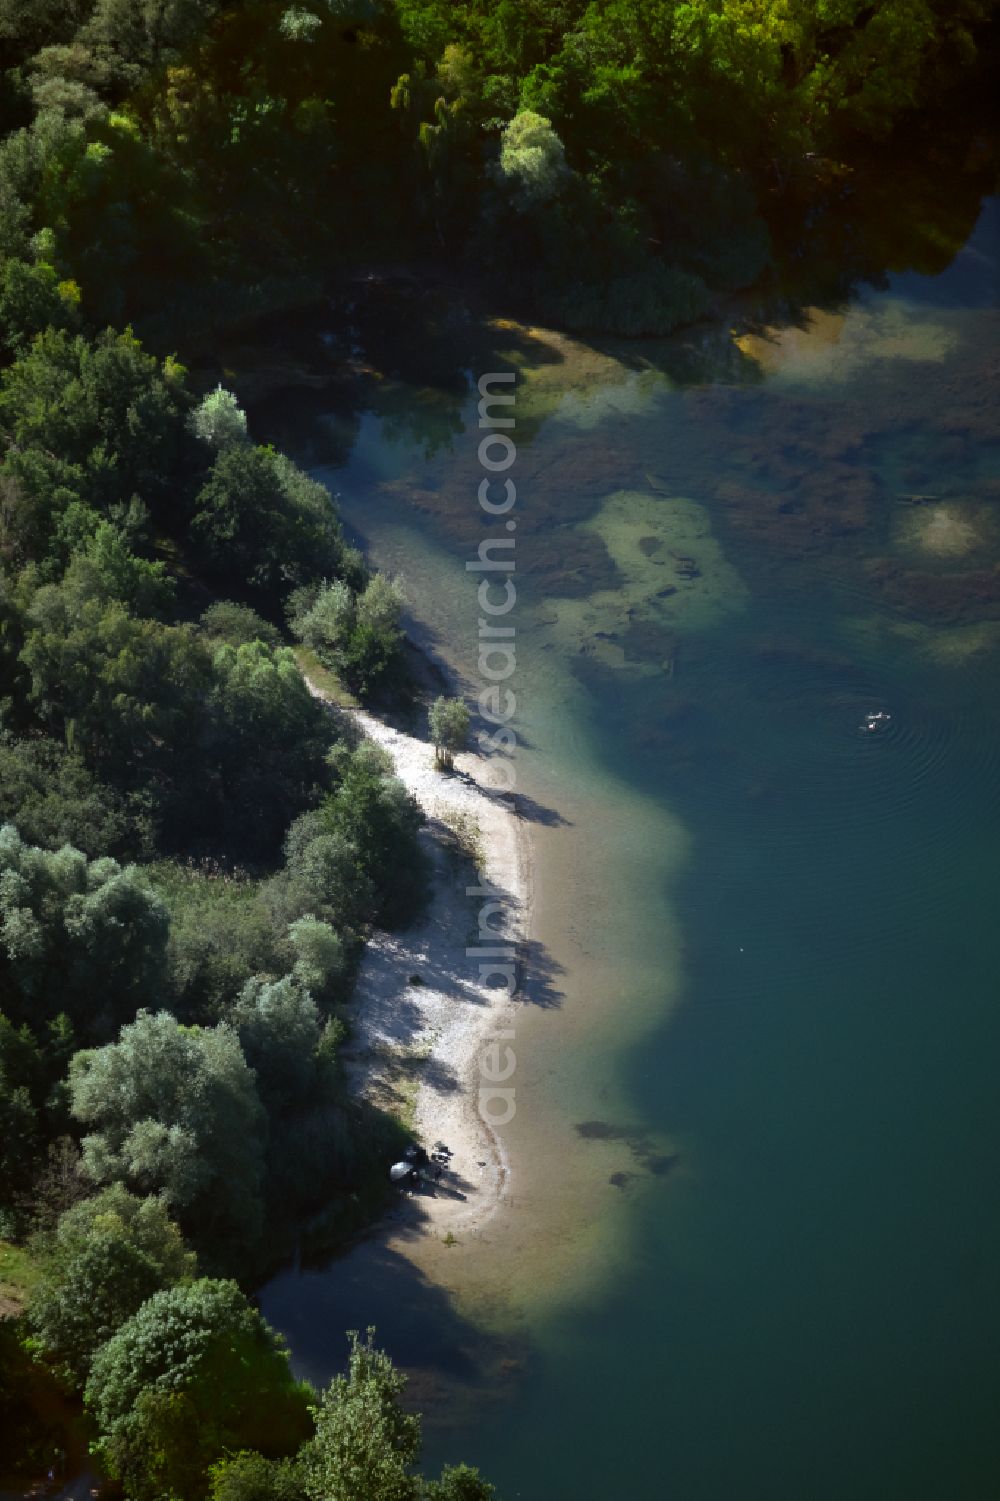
304, 673, 533, 1245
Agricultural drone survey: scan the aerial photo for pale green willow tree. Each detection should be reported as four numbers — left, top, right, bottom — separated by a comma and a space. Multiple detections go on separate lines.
496, 109, 568, 209
357, 576, 405, 634
188, 385, 249, 451
301, 1328, 420, 1501
288, 573, 406, 692
280, 6, 322, 41
293, 578, 356, 661
428, 695, 470, 769
288, 914, 345, 995
69, 1009, 265, 1260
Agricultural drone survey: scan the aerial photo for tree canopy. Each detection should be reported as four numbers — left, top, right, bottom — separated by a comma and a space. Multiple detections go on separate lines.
27, 1183, 195, 1382
86, 1278, 313, 1500
69, 1009, 266, 1261
428, 695, 470, 769
300, 1330, 497, 1501
0, 824, 169, 1036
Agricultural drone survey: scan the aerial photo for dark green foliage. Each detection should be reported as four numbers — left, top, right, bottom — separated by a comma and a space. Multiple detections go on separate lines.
15, 570, 337, 863
226, 975, 325, 1116
474, 162, 714, 335
0, 253, 79, 353
0, 1009, 75, 1205
205, 640, 333, 856
192, 447, 346, 602
0, 1322, 64, 1484
0, 0, 988, 1495
263, 1091, 359, 1224
154, 865, 349, 1029
226, 973, 357, 1219
311, 740, 429, 927
201, 600, 282, 650
0, 328, 188, 557
153, 861, 289, 1022
0, 319, 411, 876
19, 516, 174, 619
0, 1067, 39, 1204
0, 0, 986, 341
19, 1131, 90, 1231
281, 810, 374, 932
20, 577, 209, 781
27, 1183, 196, 1384
208, 1451, 306, 1501
0, 731, 153, 853
85, 1278, 313, 1501
547, 263, 711, 338
28, 652, 319, 872
0, 825, 170, 1037
0, 566, 25, 711
391, 0, 994, 326
646, 155, 772, 292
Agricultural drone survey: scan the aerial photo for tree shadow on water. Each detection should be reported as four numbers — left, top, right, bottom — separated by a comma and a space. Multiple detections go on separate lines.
518, 935, 565, 1010
258, 1234, 529, 1425
510, 789, 572, 827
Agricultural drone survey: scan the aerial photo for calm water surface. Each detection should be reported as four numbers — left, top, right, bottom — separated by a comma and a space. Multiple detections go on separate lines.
263, 199, 1000, 1498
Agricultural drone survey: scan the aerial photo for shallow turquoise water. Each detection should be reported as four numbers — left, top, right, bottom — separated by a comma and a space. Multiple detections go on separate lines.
263, 199, 1000, 1498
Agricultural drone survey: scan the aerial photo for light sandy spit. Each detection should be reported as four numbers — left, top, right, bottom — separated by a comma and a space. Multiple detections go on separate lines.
305, 678, 532, 1242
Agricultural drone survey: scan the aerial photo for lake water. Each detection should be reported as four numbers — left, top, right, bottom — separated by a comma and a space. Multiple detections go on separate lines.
260, 197, 1000, 1498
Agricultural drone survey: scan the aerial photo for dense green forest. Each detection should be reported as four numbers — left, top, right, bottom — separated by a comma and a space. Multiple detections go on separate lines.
0, 313, 445, 1491
0, 0, 996, 342
0, 331, 451, 1491
1, 0, 998, 1494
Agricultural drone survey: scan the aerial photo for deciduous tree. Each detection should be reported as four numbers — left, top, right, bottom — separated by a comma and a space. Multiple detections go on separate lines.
86, 1278, 312, 1501
0, 825, 169, 1036
428, 695, 469, 769
28, 1183, 195, 1383
69, 1010, 265, 1261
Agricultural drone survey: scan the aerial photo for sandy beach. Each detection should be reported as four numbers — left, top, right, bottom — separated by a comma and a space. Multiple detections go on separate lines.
304, 676, 532, 1242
